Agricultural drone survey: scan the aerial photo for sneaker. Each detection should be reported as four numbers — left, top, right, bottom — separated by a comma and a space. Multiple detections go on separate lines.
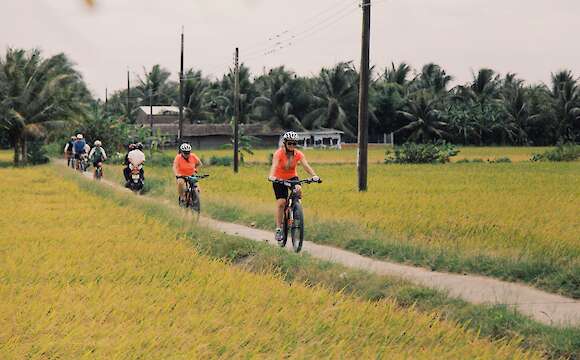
275, 228, 283, 242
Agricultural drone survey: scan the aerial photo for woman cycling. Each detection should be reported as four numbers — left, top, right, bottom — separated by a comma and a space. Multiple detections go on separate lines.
173, 143, 203, 205
268, 131, 320, 242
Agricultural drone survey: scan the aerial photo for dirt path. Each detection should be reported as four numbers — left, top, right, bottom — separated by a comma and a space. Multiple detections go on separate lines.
69, 163, 580, 327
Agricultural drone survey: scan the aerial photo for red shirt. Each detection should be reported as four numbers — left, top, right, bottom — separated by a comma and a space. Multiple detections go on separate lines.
174, 153, 201, 176
273, 148, 304, 180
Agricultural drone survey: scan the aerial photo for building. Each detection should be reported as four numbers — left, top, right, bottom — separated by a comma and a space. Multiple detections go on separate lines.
142, 123, 283, 149
292, 129, 344, 149
135, 106, 180, 126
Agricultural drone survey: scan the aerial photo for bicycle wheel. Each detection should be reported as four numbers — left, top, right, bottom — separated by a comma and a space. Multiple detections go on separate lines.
290, 202, 304, 253
279, 207, 289, 247
189, 188, 201, 221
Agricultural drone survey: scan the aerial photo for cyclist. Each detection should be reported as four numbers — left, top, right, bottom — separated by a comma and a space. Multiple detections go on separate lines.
173, 143, 202, 205
63, 136, 75, 167
268, 131, 320, 242
89, 140, 107, 178
73, 134, 86, 171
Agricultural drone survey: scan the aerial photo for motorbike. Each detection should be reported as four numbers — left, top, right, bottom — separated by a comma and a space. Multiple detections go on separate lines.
127, 164, 144, 193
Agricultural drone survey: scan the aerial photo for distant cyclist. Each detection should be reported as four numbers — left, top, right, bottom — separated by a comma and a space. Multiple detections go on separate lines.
123, 143, 136, 185
173, 143, 203, 204
63, 135, 75, 167
268, 131, 320, 242
89, 140, 107, 178
125, 142, 145, 187
73, 134, 86, 171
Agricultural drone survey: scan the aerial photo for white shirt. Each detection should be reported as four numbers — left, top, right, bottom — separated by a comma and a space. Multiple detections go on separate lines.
128, 149, 145, 166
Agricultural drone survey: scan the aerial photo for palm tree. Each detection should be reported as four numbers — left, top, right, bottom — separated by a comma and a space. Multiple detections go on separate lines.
180, 69, 211, 122
0, 48, 90, 165
252, 66, 307, 130
396, 90, 449, 142
303, 62, 358, 137
134, 65, 176, 106
549, 70, 580, 139
411, 63, 453, 94
207, 64, 256, 123
501, 74, 528, 144
384, 62, 412, 87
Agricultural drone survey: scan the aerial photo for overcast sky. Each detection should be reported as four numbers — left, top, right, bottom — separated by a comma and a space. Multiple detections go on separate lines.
1, 0, 579, 98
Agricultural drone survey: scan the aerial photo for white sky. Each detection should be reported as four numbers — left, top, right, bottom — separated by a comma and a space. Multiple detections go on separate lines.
1, 0, 579, 99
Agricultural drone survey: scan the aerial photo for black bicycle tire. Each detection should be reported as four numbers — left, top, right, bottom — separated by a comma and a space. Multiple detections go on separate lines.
291, 202, 304, 252
280, 207, 289, 247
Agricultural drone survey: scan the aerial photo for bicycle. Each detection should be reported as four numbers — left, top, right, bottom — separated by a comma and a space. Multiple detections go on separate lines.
270, 178, 322, 253
177, 174, 209, 220
94, 162, 104, 180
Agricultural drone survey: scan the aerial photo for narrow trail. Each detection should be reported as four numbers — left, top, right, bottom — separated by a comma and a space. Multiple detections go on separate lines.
67, 162, 580, 327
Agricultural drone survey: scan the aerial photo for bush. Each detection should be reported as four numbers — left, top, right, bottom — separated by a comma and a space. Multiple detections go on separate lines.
385, 142, 459, 164
209, 156, 233, 166
531, 143, 580, 162
490, 157, 512, 163
28, 141, 49, 165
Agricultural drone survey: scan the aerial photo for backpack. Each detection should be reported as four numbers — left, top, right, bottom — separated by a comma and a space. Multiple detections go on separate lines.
74, 140, 86, 154
92, 147, 104, 162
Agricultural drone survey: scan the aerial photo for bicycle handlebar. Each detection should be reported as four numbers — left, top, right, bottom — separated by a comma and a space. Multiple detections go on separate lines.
269, 178, 322, 187
177, 174, 210, 180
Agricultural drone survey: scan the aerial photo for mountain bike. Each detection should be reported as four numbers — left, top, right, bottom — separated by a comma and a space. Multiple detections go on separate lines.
270, 178, 322, 253
94, 161, 104, 180
177, 174, 209, 220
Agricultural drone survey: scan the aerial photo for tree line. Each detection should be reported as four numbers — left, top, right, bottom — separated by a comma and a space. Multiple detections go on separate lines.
1, 47, 579, 164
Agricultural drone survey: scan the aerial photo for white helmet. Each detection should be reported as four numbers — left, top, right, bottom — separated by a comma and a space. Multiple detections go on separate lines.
282, 131, 299, 142
180, 143, 192, 152
94, 140, 102, 147
76, 134, 84, 140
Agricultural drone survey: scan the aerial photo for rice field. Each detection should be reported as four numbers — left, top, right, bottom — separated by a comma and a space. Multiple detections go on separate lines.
173, 145, 551, 164
115, 147, 579, 296
0, 165, 539, 358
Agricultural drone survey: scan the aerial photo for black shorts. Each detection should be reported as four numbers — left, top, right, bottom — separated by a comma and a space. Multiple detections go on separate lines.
74, 152, 84, 160
273, 176, 298, 200
93, 161, 102, 168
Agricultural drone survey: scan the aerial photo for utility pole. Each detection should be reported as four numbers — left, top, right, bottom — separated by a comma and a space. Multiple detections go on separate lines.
126, 70, 131, 122
233, 47, 240, 173
105, 87, 108, 114
178, 26, 185, 142
149, 89, 153, 135
357, 0, 371, 192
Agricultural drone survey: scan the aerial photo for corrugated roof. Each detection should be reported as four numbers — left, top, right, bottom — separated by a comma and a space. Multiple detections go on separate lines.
146, 123, 283, 137
137, 106, 179, 116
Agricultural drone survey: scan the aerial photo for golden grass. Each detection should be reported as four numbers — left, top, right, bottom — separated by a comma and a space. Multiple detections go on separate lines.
0, 166, 538, 358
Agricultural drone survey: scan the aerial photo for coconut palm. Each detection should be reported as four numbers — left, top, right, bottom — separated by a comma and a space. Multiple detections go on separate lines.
0, 48, 90, 165
500, 74, 528, 144
134, 64, 176, 106
549, 70, 580, 139
180, 69, 211, 122
252, 66, 307, 130
384, 62, 412, 87
303, 62, 358, 137
396, 90, 449, 142
411, 63, 453, 94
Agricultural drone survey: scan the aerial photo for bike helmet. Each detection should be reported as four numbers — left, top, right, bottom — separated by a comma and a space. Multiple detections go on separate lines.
282, 131, 299, 142
76, 134, 84, 140
94, 140, 102, 147
180, 143, 192, 152
70, 136, 76, 140
128, 143, 136, 150
136, 142, 144, 150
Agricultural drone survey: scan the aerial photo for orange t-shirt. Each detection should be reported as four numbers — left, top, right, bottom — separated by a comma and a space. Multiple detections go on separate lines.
273, 148, 304, 180
174, 153, 201, 176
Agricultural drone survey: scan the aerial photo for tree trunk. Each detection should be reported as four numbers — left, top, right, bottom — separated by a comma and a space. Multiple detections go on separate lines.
14, 134, 27, 166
